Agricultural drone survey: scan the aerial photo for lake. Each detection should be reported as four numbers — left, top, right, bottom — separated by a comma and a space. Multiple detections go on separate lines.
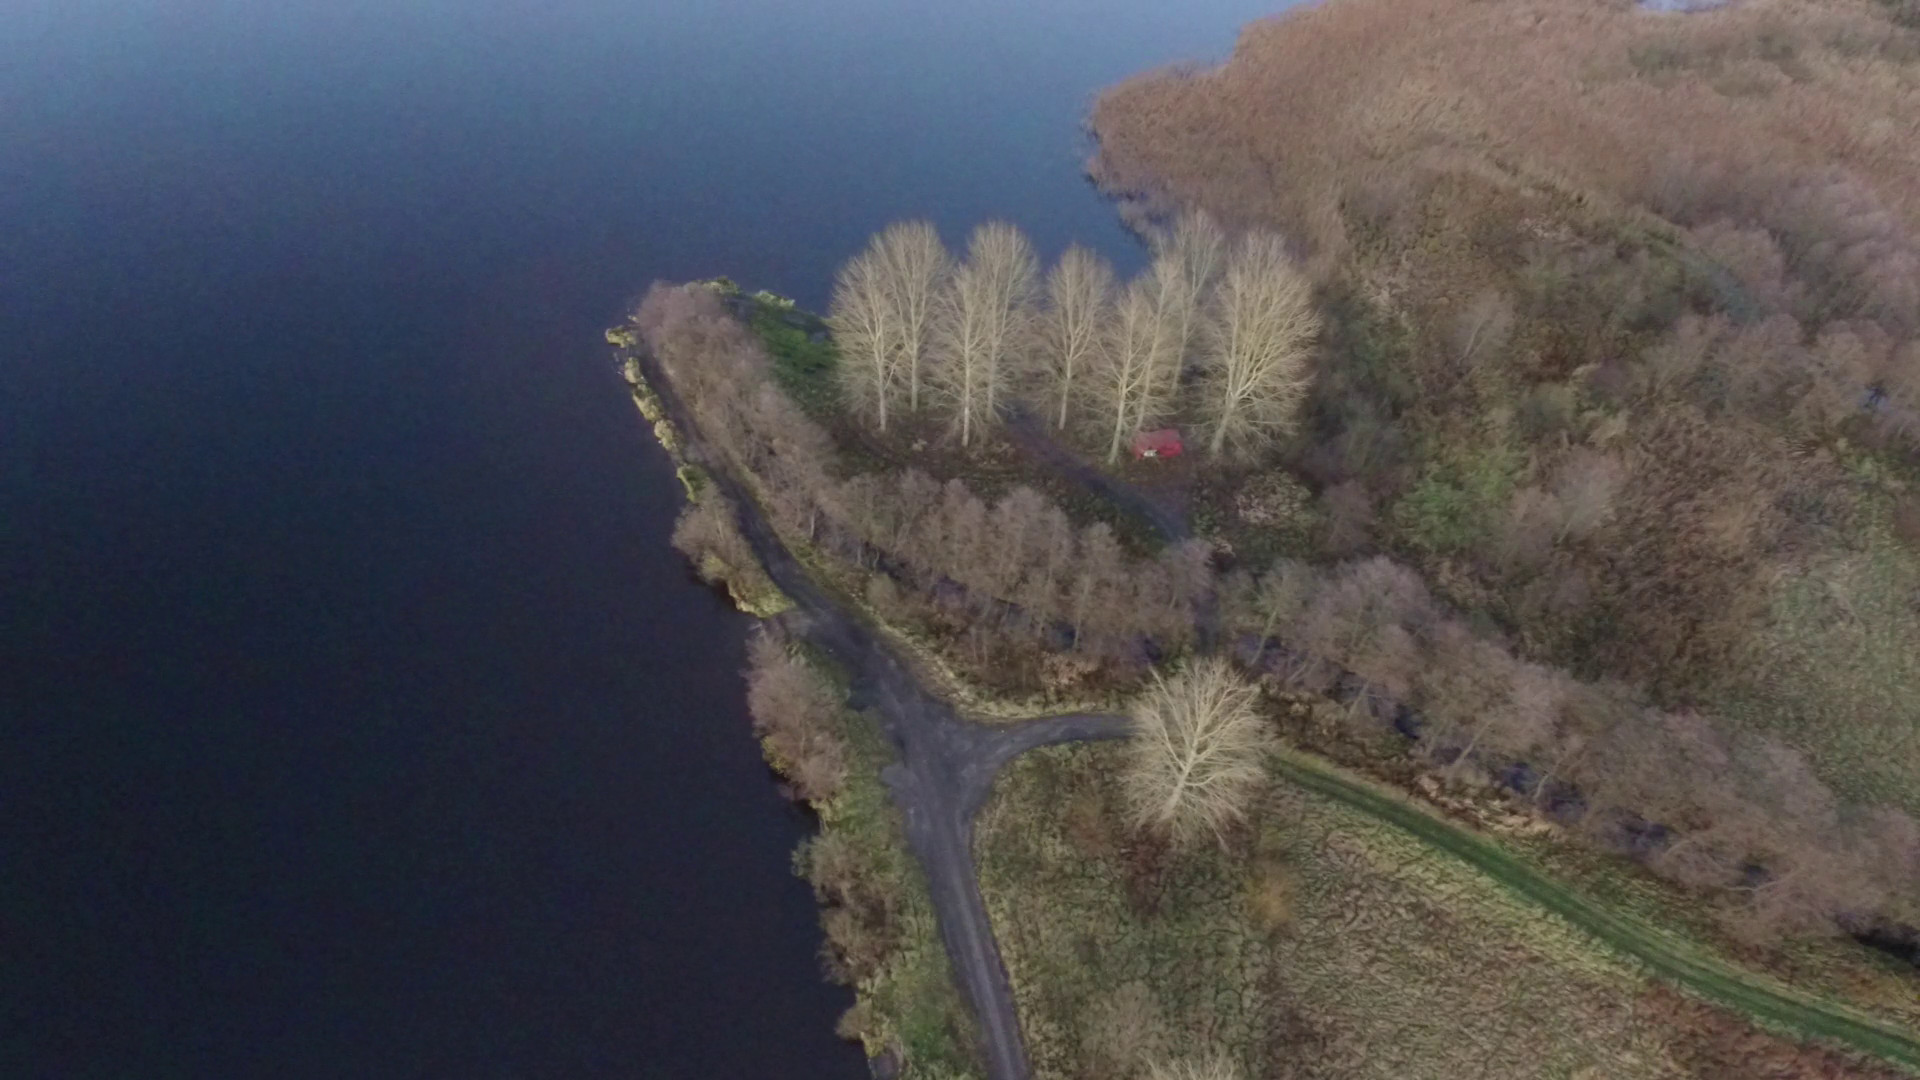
0, 1, 1276, 1076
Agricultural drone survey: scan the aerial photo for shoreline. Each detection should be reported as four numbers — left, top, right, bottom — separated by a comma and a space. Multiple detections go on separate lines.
612, 285, 1920, 1078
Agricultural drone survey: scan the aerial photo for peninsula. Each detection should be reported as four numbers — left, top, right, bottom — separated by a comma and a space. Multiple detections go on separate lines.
611, 0, 1920, 1076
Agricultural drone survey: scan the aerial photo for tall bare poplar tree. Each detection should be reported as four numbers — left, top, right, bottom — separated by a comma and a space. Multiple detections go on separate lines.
1151, 210, 1226, 398
1196, 232, 1320, 457
827, 248, 897, 430
1039, 245, 1115, 430
932, 222, 1038, 446
1085, 276, 1176, 462
827, 222, 950, 431
877, 220, 949, 412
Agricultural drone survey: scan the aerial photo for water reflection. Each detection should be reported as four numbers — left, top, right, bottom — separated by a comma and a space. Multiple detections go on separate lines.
1, 1, 1284, 1076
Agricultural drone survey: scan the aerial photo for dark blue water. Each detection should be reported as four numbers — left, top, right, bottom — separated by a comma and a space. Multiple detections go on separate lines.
0, 2, 1274, 1076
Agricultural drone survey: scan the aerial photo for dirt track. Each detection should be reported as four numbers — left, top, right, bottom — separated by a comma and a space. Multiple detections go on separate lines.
637, 345, 1127, 1080
635, 332, 1920, 1080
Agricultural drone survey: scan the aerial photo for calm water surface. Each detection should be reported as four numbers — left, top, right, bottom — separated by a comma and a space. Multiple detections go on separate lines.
0, 2, 1277, 1076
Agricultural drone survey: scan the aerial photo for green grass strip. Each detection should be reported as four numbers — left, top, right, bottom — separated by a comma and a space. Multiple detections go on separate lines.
1269, 749, 1920, 1071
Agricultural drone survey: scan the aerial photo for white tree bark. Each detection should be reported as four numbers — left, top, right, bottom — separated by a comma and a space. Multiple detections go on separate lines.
877, 220, 950, 413
826, 249, 896, 430
931, 222, 1038, 446
1122, 657, 1274, 847
1198, 232, 1320, 457
1086, 276, 1176, 462
1040, 244, 1115, 430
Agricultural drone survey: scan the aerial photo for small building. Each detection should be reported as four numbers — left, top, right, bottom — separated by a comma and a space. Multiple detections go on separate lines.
1131, 428, 1184, 460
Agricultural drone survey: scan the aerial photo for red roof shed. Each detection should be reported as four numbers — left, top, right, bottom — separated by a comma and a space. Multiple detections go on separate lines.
1131, 428, 1184, 459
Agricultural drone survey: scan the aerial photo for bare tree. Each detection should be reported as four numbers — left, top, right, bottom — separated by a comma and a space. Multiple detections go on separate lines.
1084, 275, 1177, 462
1634, 313, 1725, 400
1148, 209, 1228, 400
878, 220, 950, 412
1297, 557, 1432, 710
1196, 232, 1321, 457
1250, 558, 1320, 642
1122, 657, 1274, 846
1802, 322, 1888, 434
1320, 480, 1376, 556
671, 494, 757, 588
1086, 982, 1171, 1078
1550, 449, 1623, 542
931, 222, 1039, 446
1449, 287, 1515, 372
1146, 1054, 1241, 1080
828, 222, 951, 430
828, 248, 899, 429
1038, 244, 1116, 430
744, 630, 848, 803
1881, 340, 1920, 433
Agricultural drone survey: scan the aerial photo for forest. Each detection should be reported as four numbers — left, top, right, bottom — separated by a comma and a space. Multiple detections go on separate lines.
624, 0, 1920, 1075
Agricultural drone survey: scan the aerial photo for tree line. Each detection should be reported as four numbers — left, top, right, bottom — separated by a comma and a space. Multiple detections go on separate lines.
829, 214, 1321, 459
1217, 555, 1920, 944
628, 280, 1920, 946
636, 282, 1205, 690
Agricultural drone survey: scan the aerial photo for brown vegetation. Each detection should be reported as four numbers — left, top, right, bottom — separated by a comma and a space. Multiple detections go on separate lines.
1647, 984, 1911, 1080
632, 282, 1205, 697
1224, 554, 1920, 942
1088, 0, 1920, 937
744, 629, 849, 804
978, 742, 1778, 1080
632, 274, 1920, 943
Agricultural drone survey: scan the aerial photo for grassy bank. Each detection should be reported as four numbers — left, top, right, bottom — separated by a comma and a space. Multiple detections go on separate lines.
613, 334, 975, 1077
786, 645, 983, 1079
977, 740, 1920, 1079
620, 259, 1918, 1078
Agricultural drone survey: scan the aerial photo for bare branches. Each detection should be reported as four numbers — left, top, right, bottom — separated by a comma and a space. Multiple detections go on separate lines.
1081, 276, 1177, 462
827, 222, 951, 430
1196, 232, 1321, 457
1449, 287, 1514, 371
1122, 658, 1274, 846
744, 630, 848, 804
932, 222, 1039, 445
878, 221, 950, 413
1038, 244, 1116, 431
1148, 209, 1228, 400
828, 249, 898, 429
1146, 1054, 1242, 1080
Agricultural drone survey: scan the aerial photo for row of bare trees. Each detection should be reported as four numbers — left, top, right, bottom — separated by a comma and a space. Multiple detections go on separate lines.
630, 281, 1920, 943
635, 282, 1203, 676
1219, 555, 1920, 943
829, 213, 1321, 459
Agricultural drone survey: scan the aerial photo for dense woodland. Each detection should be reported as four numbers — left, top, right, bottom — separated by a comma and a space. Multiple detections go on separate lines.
628, 9, 1920, 1074
635, 264, 1919, 952
1084, 0, 1920, 941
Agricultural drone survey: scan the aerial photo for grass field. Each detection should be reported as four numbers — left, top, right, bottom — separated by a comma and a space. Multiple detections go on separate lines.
785, 644, 985, 1079
975, 741, 1920, 1080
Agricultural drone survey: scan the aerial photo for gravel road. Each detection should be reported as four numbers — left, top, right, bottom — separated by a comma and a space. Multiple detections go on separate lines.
638, 347, 1128, 1080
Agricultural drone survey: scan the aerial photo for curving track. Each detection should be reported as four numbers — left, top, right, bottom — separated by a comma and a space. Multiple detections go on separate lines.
637, 338, 1920, 1080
